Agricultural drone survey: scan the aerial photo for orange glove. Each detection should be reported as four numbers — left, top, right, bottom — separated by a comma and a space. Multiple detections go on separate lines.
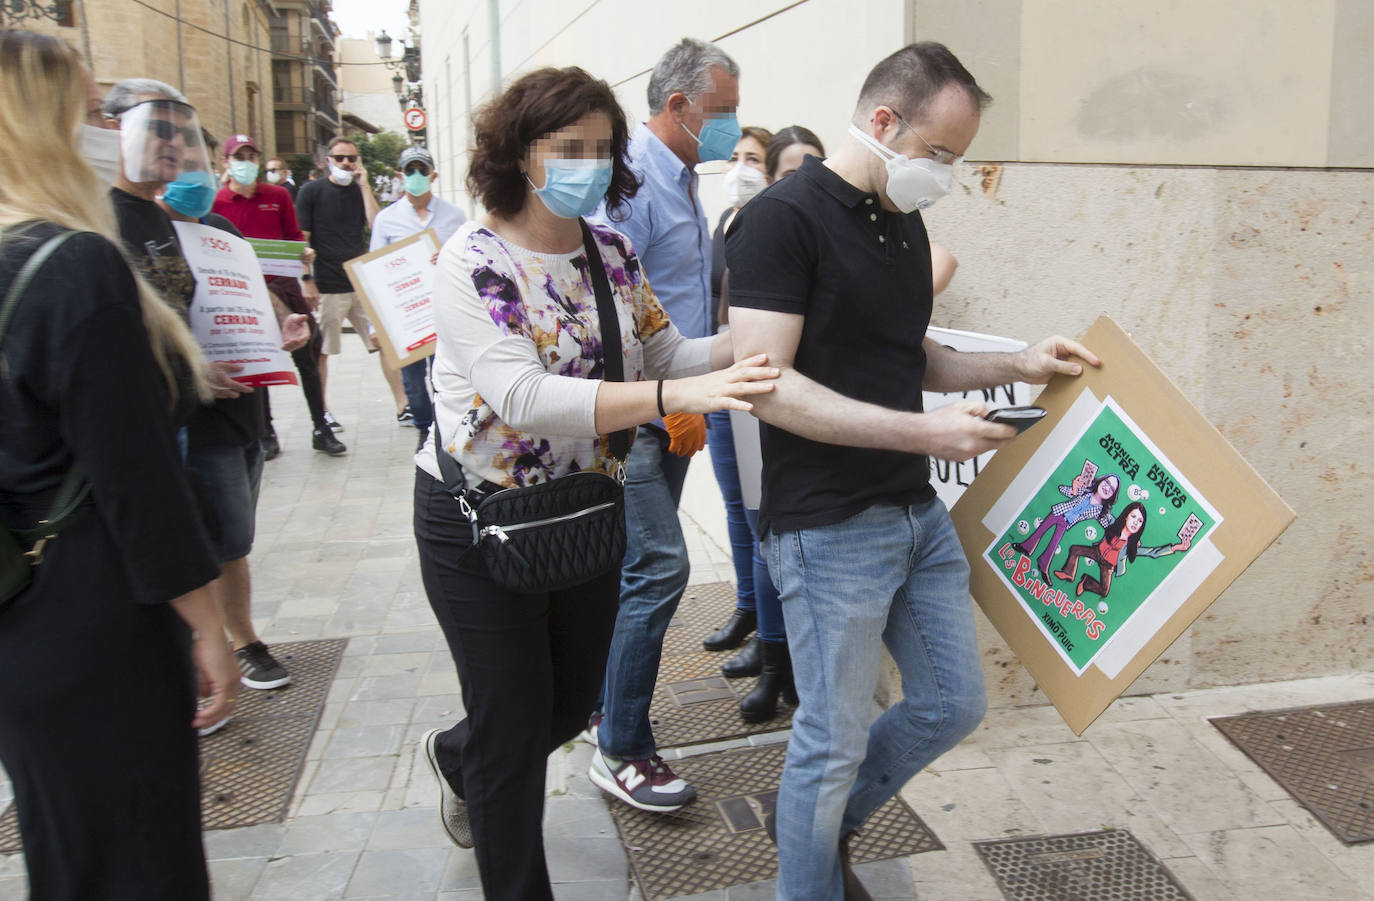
663, 412, 706, 457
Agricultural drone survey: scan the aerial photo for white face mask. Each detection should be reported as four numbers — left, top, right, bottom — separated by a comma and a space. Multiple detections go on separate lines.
80, 124, 122, 185
265, 170, 283, 184
328, 164, 354, 186
723, 163, 768, 209
847, 124, 953, 213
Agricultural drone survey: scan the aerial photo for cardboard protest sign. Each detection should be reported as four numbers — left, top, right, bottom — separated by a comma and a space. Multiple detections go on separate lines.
344, 230, 438, 370
950, 315, 1294, 733
173, 221, 297, 387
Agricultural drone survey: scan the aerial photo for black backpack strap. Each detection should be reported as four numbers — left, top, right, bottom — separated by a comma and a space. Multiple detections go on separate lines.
578, 219, 631, 461
1, 230, 92, 555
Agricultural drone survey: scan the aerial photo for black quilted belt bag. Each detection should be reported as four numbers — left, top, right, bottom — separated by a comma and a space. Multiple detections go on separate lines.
435, 219, 630, 595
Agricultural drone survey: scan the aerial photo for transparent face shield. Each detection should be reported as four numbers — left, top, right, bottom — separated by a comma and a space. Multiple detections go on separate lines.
117, 99, 212, 186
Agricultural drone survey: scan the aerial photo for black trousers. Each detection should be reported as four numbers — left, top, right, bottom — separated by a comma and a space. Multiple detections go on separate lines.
412, 470, 620, 901
0, 511, 207, 900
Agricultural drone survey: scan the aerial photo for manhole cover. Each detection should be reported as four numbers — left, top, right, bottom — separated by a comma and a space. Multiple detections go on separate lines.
974, 829, 1194, 901
1211, 699, 1374, 844
604, 741, 941, 900
651, 583, 794, 748
0, 638, 346, 853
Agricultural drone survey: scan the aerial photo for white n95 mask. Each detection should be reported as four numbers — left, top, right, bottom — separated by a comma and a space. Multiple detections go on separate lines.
847, 124, 952, 213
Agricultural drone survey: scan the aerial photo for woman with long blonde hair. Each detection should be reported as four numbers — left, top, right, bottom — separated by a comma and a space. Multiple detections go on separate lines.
0, 30, 238, 900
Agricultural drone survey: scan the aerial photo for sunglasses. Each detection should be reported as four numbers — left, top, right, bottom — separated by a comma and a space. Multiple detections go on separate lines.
330, 154, 359, 163
146, 119, 199, 144
402, 163, 431, 175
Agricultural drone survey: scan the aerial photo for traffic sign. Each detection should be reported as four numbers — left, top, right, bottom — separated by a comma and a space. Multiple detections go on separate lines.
404, 108, 427, 131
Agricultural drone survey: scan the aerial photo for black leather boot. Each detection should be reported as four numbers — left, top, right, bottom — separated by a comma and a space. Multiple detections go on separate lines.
702, 607, 756, 651
721, 636, 763, 678
739, 640, 797, 722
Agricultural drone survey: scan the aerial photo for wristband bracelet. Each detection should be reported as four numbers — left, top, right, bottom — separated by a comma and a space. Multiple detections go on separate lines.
656, 380, 667, 418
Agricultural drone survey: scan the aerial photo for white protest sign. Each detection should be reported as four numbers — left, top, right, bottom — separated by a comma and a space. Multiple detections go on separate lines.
344, 230, 439, 370
173, 221, 297, 387
923, 326, 1031, 508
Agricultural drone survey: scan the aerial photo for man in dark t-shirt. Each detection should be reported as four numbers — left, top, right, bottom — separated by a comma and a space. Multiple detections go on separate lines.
725, 44, 1101, 898
295, 136, 410, 427
105, 80, 293, 698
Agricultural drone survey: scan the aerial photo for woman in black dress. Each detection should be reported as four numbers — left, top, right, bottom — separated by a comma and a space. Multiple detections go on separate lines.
0, 30, 239, 900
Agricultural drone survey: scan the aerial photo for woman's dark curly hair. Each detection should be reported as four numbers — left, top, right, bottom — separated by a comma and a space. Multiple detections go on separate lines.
467, 66, 639, 219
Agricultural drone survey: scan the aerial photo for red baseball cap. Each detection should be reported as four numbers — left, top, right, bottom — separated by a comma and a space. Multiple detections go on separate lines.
223, 133, 260, 157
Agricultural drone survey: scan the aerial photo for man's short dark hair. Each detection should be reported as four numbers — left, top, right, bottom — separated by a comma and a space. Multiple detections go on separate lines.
467, 66, 640, 220
326, 135, 358, 154
857, 42, 991, 123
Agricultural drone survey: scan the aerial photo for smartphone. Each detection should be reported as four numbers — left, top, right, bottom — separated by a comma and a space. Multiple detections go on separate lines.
983, 405, 1047, 433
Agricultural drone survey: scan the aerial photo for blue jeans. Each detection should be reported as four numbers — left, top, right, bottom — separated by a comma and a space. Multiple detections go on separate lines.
765, 499, 987, 900
706, 411, 755, 611
598, 426, 692, 759
402, 358, 434, 431
706, 412, 784, 643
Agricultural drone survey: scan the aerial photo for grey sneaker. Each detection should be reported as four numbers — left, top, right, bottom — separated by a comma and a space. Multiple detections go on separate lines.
589, 750, 696, 812
422, 728, 472, 848
235, 641, 290, 689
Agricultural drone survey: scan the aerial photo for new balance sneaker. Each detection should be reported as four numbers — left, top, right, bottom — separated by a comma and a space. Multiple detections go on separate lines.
578, 712, 602, 747
236, 641, 291, 689
421, 728, 473, 848
397, 405, 414, 426
322, 411, 344, 432
588, 750, 696, 812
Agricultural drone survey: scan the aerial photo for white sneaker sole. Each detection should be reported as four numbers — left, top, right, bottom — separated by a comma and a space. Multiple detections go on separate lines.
240, 673, 291, 690
587, 758, 691, 813
422, 728, 473, 848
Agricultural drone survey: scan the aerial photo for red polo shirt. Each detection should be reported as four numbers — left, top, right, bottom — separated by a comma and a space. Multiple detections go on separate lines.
211, 182, 304, 242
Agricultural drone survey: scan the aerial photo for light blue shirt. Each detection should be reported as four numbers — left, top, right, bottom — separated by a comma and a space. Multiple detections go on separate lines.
590, 123, 711, 339
369, 192, 467, 251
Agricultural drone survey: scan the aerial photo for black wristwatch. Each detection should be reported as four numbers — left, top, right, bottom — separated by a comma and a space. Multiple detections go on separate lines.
300, 273, 314, 282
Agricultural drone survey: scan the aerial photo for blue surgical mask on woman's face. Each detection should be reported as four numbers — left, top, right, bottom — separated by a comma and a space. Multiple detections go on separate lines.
682, 113, 742, 163
527, 158, 613, 219
161, 170, 218, 219
403, 170, 432, 196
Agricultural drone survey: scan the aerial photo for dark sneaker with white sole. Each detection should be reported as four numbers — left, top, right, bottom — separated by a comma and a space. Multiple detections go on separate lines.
236, 641, 291, 689
578, 712, 602, 746
589, 750, 696, 812
422, 728, 473, 848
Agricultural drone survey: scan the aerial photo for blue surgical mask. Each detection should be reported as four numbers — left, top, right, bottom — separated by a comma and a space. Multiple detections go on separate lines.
528, 159, 613, 219
403, 170, 432, 196
161, 170, 218, 219
683, 113, 742, 163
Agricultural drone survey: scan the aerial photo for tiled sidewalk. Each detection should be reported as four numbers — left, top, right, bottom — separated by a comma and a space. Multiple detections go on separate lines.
1, 344, 1371, 900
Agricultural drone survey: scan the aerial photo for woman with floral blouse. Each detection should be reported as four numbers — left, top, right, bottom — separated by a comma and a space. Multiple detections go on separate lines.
410, 66, 777, 901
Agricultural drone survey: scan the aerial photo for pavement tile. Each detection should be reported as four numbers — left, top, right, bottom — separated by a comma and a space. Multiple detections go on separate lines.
336, 698, 417, 729
324, 725, 407, 760
993, 740, 1193, 858
1179, 824, 1366, 900
907, 841, 1004, 901
309, 756, 399, 795
251, 850, 359, 901
296, 791, 389, 818
898, 766, 1043, 843
207, 857, 268, 901
367, 807, 454, 851
278, 812, 379, 855
1268, 797, 1374, 890
344, 847, 450, 897
1089, 718, 1287, 835
203, 823, 287, 861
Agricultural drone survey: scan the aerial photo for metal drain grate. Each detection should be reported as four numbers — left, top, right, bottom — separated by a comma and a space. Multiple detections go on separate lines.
0, 638, 346, 853
605, 741, 941, 900
650, 583, 795, 749
973, 829, 1195, 901
1211, 699, 1374, 844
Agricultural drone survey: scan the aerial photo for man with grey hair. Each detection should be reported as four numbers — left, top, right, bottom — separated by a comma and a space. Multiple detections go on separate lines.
104, 78, 293, 696
585, 37, 741, 813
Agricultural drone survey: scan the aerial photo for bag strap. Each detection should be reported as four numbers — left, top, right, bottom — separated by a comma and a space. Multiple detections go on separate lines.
435, 220, 634, 497
578, 218, 630, 461
1, 230, 93, 549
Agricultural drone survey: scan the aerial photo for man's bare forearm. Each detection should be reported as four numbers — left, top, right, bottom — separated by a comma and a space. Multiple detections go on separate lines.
921, 338, 1024, 393
748, 367, 919, 453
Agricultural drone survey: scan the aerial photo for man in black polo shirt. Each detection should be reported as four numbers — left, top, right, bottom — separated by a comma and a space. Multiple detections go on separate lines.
295, 136, 409, 429
726, 43, 1100, 899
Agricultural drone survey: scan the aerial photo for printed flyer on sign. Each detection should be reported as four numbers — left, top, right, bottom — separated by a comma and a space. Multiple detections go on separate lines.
172, 221, 297, 387
245, 237, 309, 278
344, 229, 439, 370
981, 396, 1220, 675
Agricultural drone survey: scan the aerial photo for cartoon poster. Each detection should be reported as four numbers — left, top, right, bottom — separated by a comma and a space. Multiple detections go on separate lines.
950, 316, 1294, 734
982, 397, 1219, 675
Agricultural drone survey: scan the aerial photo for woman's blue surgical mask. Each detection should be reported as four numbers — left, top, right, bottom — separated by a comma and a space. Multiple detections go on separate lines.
161, 170, 218, 219
228, 159, 260, 186
528, 158, 613, 219
403, 170, 432, 197
683, 113, 742, 163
